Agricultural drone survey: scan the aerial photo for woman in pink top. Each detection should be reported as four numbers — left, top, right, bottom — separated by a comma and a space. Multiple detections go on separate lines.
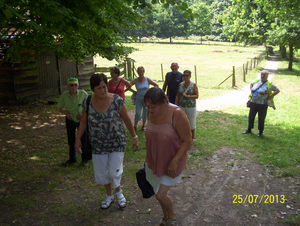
108, 67, 131, 100
143, 87, 192, 226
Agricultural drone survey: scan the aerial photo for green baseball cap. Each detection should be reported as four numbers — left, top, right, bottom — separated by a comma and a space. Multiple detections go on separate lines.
68, 77, 78, 84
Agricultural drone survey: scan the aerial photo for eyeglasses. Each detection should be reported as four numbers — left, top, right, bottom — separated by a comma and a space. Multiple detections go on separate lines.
183, 74, 190, 77
146, 105, 158, 110
70, 84, 78, 87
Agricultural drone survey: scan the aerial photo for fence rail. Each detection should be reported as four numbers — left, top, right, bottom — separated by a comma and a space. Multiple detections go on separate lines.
218, 51, 267, 88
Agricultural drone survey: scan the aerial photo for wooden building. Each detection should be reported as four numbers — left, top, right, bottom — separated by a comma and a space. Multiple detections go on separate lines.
0, 30, 94, 104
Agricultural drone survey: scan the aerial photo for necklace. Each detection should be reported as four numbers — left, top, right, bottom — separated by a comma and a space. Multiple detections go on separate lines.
112, 78, 119, 85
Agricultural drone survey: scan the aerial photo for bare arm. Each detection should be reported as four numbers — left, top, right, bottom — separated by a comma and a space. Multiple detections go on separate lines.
58, 109, 72, 121
123, 79, 132, 90
125, 79, 137, 93
119, 105, 139, 152
162, 74, 168, 92
147, 78, 159, 87
168, 108, 192, 177
182, 83, 199, 99
174, 83, 181, 105
269, 89, 280, 99
75, 110, 87, 153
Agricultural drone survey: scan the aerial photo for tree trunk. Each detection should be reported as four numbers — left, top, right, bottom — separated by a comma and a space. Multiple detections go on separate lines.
280, 46, 287, 58
169, 37, 172, 43
288, 42, 293, 71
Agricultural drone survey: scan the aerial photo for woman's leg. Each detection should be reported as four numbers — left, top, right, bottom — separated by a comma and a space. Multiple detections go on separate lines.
257, 105, 268, 132
134, 99, 142, 128
191, 129, 195, 140
248, 103, 258, 129
155, 184, 176, 220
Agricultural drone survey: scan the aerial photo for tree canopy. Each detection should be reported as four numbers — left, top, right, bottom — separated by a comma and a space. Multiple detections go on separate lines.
222, 0, 300, 70
0, 0, 193, 63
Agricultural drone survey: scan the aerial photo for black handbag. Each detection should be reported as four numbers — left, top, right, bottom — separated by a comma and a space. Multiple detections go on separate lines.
246, 100, 251, 108
136, 165, 155, 199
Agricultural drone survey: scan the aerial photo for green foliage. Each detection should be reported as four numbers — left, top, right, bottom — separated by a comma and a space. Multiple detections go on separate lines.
222, 0, 300, 70
188, 1, 212, 42
0, 0, 194, 63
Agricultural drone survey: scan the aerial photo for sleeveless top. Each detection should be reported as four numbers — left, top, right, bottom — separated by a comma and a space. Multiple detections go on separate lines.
135, 77, 149, 101
82, 94, 127, 154
166, 72, 183, 104
178, 82, 196, 108
145, 107, 187, 177
109, 78, 125, 100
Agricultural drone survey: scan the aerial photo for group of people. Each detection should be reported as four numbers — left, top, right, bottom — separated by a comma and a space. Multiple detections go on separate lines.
57, 62, 279, 226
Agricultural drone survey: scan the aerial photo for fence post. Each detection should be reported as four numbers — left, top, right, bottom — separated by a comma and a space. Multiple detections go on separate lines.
232, 66, 235, 88
123, 60, 127, 78
127, 59, 132, 79
243, 63, 245, 82
194, 65, 197, 84
132, 62, 135, 79
161, 64, 164, 81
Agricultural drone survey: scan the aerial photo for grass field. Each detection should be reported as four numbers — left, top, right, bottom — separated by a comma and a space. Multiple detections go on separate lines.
94, 42, 266, 100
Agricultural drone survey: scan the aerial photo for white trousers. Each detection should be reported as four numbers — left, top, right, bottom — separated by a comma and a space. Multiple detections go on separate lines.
92, 152, 125, 188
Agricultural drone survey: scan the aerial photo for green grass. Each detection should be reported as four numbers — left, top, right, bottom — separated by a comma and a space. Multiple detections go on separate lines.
95, 42, 266, 100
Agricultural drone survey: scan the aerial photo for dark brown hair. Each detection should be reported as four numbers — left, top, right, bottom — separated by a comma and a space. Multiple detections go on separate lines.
144, 87, 169, 105
90, 73, 107, 91
110, 67, 120, 76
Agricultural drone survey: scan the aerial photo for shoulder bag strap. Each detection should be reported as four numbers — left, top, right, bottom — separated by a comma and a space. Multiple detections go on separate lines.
184, 82, 194, 94
114, 78, 123, 93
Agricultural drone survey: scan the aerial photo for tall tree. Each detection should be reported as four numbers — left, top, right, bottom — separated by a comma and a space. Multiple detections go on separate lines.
222, 0, 271, 45
255, 0, 300, 70
210, 0, 231, 41
0, 0, 193, 63
149, 3, 190, 43
188, 1, 212, 43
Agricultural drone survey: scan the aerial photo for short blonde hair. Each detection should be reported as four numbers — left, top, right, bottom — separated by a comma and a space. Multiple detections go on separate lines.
137, 66, 145, 72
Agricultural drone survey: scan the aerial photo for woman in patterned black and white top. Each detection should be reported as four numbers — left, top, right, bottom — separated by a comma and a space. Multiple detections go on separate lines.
75, 73, 139, 210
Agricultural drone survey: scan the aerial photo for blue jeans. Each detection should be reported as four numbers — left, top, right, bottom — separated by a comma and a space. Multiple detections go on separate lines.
135, 99, 147, 122
66, 117, 89, 162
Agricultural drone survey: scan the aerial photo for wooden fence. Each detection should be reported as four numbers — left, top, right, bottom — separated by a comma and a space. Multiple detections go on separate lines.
94, 58, 138, 80
218, 51, 267, 88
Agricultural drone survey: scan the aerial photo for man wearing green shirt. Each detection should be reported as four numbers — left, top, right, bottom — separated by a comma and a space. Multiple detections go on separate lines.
58, 77, 89, 166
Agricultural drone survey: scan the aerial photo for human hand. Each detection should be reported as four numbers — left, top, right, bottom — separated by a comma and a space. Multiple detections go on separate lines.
75, 140, 82, 154
132, 139, 139, 152
182, 93, 188, 98
77, 113, 82, 120
66, 112, 73, 121
168, 159, 178, 178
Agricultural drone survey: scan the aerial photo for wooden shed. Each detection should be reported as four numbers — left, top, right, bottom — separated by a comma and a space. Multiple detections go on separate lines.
0, 37, 94, 104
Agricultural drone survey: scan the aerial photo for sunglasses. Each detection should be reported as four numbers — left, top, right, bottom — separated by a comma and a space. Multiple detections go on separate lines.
70, 84, 78, 87
183, 74, 190, 77
261, 74, 267, 76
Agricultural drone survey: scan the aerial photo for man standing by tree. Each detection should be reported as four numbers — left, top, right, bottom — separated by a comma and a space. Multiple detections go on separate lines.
163, 62, 183, 104
58, 78, 89, 166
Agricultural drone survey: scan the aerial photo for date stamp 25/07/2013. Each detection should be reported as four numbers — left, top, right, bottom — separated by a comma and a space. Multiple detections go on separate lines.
233, 194, 286, 204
